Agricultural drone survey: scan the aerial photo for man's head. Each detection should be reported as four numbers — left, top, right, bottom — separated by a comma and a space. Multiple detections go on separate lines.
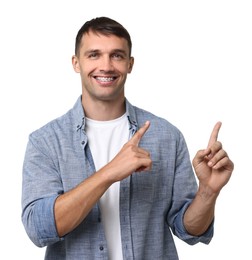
72, 17, 134, 115
75, 17, 132, 57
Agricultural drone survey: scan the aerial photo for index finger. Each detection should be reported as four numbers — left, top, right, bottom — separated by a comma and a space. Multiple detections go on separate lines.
129, 121, 150, 146
207, 121, 222, 148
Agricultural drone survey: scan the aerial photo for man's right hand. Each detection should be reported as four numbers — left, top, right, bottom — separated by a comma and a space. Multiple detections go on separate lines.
102, 121, 152, 182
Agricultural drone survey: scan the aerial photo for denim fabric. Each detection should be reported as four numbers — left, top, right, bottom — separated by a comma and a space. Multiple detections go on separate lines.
22, 96, 213, 260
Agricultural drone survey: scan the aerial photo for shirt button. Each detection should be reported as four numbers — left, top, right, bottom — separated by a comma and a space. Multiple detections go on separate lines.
99, 246, 104, 251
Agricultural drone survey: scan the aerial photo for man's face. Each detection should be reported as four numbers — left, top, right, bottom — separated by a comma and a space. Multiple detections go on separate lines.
72, 31, 134, 103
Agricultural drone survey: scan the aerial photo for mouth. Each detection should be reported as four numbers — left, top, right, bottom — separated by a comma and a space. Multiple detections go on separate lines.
93, 76, 118, 85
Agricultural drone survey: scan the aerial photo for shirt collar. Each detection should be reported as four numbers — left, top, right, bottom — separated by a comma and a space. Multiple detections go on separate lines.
72, 95, 139, 135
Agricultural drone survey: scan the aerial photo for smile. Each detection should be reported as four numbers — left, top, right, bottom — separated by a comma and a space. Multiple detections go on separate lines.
95, 76, 117, 82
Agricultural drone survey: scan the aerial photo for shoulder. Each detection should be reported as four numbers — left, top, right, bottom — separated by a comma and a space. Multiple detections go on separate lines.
27, 106, 78, 155
29, 97, 82, 141
30, 110, 72, 138
133, 105, 182, 138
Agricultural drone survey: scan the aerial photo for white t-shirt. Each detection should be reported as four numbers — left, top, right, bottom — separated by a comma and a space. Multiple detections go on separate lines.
85, 113, 129, 260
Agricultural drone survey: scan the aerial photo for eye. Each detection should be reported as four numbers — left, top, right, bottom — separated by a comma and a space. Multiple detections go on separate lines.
88, 52, 99, 59
111, 53, 125, 60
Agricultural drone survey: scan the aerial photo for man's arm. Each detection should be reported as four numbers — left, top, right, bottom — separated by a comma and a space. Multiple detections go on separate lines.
183, 122, 234, 236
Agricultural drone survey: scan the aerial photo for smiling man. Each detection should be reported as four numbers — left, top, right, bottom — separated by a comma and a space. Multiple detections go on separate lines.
21, 17, 234, 260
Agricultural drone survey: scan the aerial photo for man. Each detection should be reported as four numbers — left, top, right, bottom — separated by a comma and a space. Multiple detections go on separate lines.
21, 17, 234, 260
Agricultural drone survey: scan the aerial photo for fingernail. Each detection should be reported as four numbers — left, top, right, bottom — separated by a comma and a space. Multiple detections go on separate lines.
208, 161, 213, 167
207, 154, 213, 159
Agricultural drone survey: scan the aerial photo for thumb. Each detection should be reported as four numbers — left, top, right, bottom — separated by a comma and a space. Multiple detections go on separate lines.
129, 121, 150, 146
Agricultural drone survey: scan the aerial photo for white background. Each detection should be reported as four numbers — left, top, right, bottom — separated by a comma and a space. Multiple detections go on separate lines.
0, 0, 251, 259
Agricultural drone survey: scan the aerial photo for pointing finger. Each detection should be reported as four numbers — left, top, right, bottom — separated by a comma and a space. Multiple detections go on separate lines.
207, 121, 222, 149
129, 121, 150, 146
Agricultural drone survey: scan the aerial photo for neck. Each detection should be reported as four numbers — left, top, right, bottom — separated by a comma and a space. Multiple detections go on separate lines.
82, 96, 126, 121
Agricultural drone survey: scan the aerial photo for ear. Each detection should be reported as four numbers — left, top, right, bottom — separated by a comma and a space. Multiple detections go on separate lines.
72, 55, 80, 73
128, 57, 134, 73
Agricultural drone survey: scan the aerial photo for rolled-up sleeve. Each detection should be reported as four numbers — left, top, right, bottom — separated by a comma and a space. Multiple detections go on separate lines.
21, 133, 63, 247
167, 131, 214, 245
173, 203, 214, 245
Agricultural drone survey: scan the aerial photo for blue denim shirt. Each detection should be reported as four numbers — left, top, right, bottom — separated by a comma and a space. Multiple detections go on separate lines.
22, 96, 213, 260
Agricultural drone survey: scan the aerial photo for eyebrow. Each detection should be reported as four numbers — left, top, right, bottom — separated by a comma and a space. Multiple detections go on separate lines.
111, 49, 128, 56
84, 49, 99, 55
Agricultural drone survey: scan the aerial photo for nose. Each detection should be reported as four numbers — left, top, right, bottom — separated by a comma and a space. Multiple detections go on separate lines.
99, 55, 114, 72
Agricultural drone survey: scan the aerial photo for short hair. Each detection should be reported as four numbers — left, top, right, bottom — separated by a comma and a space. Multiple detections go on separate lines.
75, 17, 132, 57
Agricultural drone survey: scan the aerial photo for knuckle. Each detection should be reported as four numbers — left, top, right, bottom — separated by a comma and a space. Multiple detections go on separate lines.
134, 131, 141, 138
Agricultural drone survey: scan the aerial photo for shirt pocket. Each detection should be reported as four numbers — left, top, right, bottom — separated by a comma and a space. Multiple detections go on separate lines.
131, 160, 160, 204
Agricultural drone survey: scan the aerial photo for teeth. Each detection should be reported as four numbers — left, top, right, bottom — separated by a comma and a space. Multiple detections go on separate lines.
96, 77, 114, 82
